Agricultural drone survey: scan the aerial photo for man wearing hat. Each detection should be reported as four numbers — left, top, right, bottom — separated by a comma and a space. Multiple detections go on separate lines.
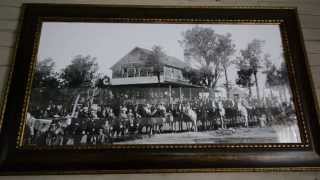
119, 105, 128, 135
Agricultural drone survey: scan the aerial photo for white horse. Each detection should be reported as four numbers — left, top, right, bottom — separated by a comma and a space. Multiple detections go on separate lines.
237, 100, 250, 127
183, 105, 198, 132
25, 112, 52, 144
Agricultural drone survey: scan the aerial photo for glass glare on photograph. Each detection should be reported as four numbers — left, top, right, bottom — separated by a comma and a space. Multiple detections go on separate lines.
24, 22, 301, 146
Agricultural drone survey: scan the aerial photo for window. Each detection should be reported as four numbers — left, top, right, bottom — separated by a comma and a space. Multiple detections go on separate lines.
128, 68, 135, 77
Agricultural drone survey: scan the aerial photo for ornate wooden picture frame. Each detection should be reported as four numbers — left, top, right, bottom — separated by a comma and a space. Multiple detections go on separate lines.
1, 4, 320, 174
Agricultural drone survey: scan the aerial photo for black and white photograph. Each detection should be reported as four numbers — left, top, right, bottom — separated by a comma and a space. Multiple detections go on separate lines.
23, 22, 301, 146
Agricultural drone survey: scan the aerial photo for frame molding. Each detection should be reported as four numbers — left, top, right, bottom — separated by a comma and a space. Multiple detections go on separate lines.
0, 4, 319, 174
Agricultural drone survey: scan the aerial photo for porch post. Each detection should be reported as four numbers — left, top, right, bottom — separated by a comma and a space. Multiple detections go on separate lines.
169, 85, 172, 105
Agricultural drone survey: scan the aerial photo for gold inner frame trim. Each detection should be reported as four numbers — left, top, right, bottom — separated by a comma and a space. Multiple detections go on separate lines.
15, 17, 310, 150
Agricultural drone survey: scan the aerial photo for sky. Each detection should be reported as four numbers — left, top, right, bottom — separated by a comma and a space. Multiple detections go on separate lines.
37, 22, 286, 96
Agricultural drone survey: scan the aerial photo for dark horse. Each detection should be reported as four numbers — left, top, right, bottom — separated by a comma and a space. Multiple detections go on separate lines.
110, 116, 125, 137
136, 105, 154, 136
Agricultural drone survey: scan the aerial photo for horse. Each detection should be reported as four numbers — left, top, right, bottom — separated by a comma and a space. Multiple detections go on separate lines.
119, 110, 129, 135
150, 117, 166, 134
25, 113, 52, 145
237, 101, 250, 127
246, 107, 267, 127
196, 105, 209, 131
150, 106, 166, 134
181, 106, 198, 132
109, 117, 125, 138
62, 119, 79, 145
127, 114, 139, 135
85, 118, 100, 145
25, 113, 36, 144
136, 105, 154, 136
165, 112, 174, 132
55, 115, 76, 145
137, 117, 154, 136
45, 119, 64, 146
224, 107, 241, 127
206, 108, 221, 130
216, 101, 226, 129
171, 107, 182, 132
102, 107, 123, 138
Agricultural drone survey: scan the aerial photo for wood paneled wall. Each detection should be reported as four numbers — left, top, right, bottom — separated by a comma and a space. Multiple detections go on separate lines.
0, 0, 320, 179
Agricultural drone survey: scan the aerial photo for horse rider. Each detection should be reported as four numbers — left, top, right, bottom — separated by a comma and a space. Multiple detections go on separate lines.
73, 107, 89, 145
157, 103, 166, 117
143, 104, 152, 117
127, 108, 137, 134
236, 96, 251, 127
183, 102, 198, 132
96, 128, 108, 144
137, 104, 153, 135
120, 106, 129, 135
216, 96, 226, 129
86, 115, 98, 145
177, 101, 184, 131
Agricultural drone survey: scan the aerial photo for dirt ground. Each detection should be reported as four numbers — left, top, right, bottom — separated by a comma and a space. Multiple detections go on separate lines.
115, 127, 279, 144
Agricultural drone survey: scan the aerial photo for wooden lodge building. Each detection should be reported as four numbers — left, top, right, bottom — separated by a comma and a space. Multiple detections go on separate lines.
109, 47, 204, 105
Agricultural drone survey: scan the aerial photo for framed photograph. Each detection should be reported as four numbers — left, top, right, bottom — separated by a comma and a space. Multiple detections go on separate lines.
1, 4, 320, 174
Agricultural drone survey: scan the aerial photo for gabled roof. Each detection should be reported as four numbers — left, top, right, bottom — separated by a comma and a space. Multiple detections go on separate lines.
110, 47, 189, 70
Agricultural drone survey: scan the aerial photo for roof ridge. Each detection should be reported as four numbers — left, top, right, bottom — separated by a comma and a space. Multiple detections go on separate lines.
110, 47, 190, 70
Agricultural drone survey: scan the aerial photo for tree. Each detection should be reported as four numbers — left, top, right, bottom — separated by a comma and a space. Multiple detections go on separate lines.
240, 39, 265, 100
263, 59, 290, 103
94, 74, 112, 106
30, 58, 62, 110
278, 62, 289, 85
235, 59, 254, 97
182, 67, 206, 86
33, 58, 60, 89
265, 65, 279, 88
263, 54, 273, 70
60, 55, 98, 88
262, 54, 278, 98
236, 69, 254, 97
180, 26, 223, 90
278, 62, 290, 102
95, 75, 111, 88
148, 45, 166, 83
218, 33, 236, 99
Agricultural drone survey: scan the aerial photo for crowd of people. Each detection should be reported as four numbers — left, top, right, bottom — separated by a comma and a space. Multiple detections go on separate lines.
25, 94, 296, 146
